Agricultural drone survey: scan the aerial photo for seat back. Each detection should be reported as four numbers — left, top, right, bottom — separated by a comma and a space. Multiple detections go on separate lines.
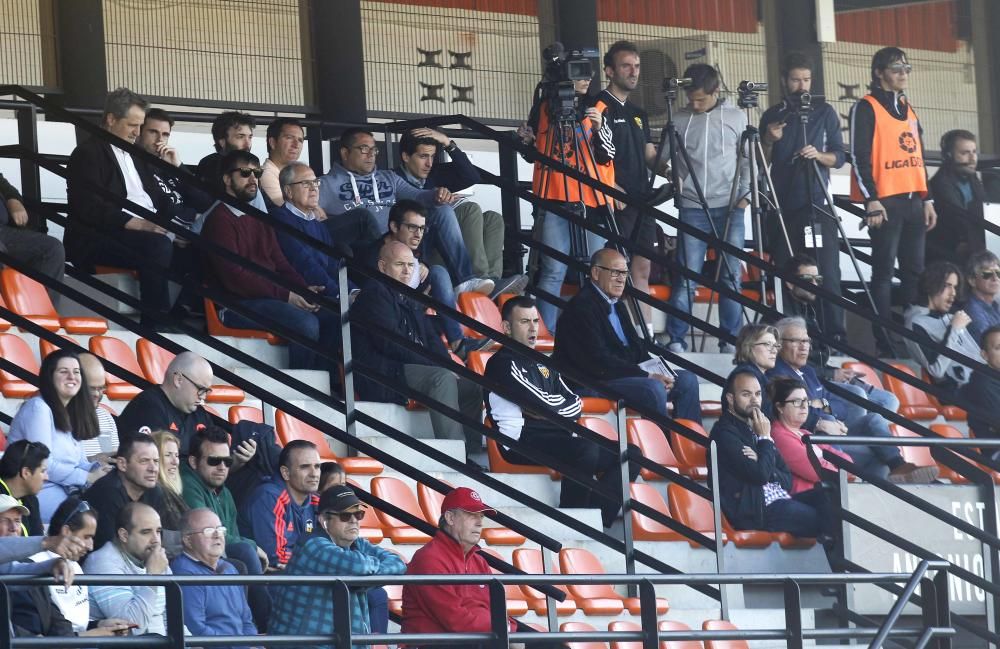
416, 481, 453, 523
882, 362, 939, 420
478, 547, 530, 610
627, 419, 680, 477
273, 410, 337, 460
579, 416, 619, 442
671, 419, 709, 470
0, 268, 57, 321
667, 483, 717, 534
39, 334, 80, 360
456, 292, 503, 339
659, 620, 703, 649
466, 350, 495, 376
228, 405, 263, 425
608, 621, 642, 649
841, 361, 885, 391
702, 620, 749, 649
0, 333, 40, 396
629, 483, 681, 541
558, 547, 621, 601
891, 424, 935, 467
88, 335, 144, 399
561, 621, 607, 649
370, 476, 429, 529
512, 547, 571, 601
136, 338, 175, 384
345, 478, 385, 544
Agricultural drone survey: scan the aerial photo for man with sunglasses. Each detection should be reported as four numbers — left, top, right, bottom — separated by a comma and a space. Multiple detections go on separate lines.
850, 47, 937, 356
963, 251, 1000, 344
271, 485, 405, 646
181, 427, 271, 631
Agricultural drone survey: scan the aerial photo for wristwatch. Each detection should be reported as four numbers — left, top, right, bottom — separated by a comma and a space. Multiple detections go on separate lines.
445, 141, 458, 153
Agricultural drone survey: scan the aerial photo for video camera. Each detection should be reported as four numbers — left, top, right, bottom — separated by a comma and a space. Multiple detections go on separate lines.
736, 80, 768, 109
540, 42, 598, 120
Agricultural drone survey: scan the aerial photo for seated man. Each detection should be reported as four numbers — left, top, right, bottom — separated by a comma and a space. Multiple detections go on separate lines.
85, 502, 172, 636
351, 241, 484, 461
552, 248, 701, 422
486, 295, 638, 527
394, 128, 525, 295
201, 149, 340, 374
710, 369, 834, 543
0, 440, 49, 536
271, 485, 405, 641
963, 250, 1000, 344
769, 317, 935, 483
402, 487, 516, 637
85, 433, 172, 551
360, 199, 489, 359
170, 508, 257, 638
66, 87, 174, 325
260, 117, 306, 206
764, 254, 839, 367
962, 325, 1000, 448
319, 127, 493, 295
239, 440, 320, 570
78, 352, 120, 456
0, 172, 65, 307
904, 261, 980, 402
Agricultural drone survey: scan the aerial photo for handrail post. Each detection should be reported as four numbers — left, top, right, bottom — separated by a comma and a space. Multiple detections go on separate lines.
0, 582, 10, 649
15, 104, 41, 221
498, 140, 524, 276
783, 578, 803, 649
979, 460, 1000, 639
339, 263, 357, 438
164, 581, 186, 649
488, 578, 509, 649
638, 579, 659, 649
332, 578, 354, 649
920, 575, 939, 649
709, 440, 729, 619
541, 547, 559, 632
933, 568, 953, 649
617, 399, 636, 590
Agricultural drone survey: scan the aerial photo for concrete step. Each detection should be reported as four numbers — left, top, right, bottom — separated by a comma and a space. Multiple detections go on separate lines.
230, 366, 331, 402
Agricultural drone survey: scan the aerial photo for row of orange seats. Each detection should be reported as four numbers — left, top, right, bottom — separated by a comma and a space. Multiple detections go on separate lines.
843, 361, 967, 422
566, 619, 752, 649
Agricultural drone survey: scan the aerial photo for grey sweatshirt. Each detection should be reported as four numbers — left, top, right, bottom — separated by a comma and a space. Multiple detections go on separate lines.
903, 305, 980, 387
669, 97, 751, 209
318, 162, 436, 231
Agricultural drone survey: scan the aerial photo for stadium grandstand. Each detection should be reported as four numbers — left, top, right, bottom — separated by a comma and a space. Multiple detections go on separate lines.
1, 0, 999, 647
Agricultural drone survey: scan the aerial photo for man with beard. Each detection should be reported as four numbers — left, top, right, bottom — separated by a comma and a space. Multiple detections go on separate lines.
927, 129, 986, 265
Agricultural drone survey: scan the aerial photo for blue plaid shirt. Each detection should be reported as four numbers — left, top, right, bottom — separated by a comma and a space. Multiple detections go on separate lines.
270, 534, 406, 648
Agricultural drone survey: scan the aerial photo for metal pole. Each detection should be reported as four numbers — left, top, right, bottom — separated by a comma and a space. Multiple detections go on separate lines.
0, 583, 10, 649
339, 264, 357, 438
488, 579, 510, 649
499, 143, 524, 276
617, 400, 636, 590
164, 582, 186, 649
709, 440, 729, 619
541, 547, 558, 632
979, 466, 1000, 641
638, 579, 660, 649
783, 578, 804, 649
331, 578, 354, 649
15, 105, 41, 227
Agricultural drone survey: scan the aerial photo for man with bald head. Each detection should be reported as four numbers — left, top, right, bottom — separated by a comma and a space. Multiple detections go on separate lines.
351, 241, 484, 461
77, 352, 120, 455
553, 248, 701, 421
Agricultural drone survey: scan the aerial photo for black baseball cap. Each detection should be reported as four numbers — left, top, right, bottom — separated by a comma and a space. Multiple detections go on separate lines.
318, 485, 366, 514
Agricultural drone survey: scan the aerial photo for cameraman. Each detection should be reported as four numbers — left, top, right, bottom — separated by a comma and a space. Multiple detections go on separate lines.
926, 129, 986, 266
519, 72, 614, 333
760, 52, 847, 341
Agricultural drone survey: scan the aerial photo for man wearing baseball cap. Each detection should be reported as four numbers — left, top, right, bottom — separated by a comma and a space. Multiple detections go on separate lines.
270, 485, 405, 647
402, 487, 519, 647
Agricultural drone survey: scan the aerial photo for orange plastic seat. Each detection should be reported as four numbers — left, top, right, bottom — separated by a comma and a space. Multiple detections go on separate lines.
39, 334, 80, 360
919, 370, 967, 420
670, 419, 709, 478
659, 620, 704, 649
629, 483, 684, 542
466, 350, 494, 376
0, 333, 40, 398
560, 547, 668, 615
511, 548, 576, 615
608, 620, 642, 649
228, 405, 263, 425
370, 476, 433, 544
891, 424, 937, 468
478, 548, 531, 616
702, 619, 749, 649
882, 362, 939, 421
841, 361, 885, 391
1, 268, 107, 334
627, 419, 681, 479
561, 621, 607, 649
345, 479, 385, 544
579, 416, 619, 442
0, 294, 13, 332
136, 339, 245, 403
88, 335, 144, 400
94, 265, 138, 278
274, 410, 383, 475
204, 298, 282, 344
383, 583, 403, 616
666, 483, 728, 547
494, 293, 554, 352
457, 291, 504, 340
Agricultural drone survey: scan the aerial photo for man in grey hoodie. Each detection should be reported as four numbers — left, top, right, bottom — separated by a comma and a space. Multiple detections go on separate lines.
665, 64, 750, 353
319, 127, 493, 295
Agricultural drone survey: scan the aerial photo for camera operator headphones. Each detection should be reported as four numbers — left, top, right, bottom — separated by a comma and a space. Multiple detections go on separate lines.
940, 130, 958, 161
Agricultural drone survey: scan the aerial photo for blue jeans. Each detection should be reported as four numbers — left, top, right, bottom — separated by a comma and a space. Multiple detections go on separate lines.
828, 382, 902, 468
667, 206, 745, 346
367, 587, 388, 633
422, 264, 462, 343
536, 208, 606, 333
579, 371, 701, 423
422, 204, 474, 285
219, 298, 340, 371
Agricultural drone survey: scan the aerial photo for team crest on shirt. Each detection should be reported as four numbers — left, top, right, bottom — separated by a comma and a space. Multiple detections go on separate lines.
634, 116, 643, 128
306, 520, 314, 533
538, 365, 550, 379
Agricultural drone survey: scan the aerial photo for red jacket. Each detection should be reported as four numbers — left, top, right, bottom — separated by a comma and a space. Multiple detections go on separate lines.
401, 531, 515, 635
771, 419, 851, 494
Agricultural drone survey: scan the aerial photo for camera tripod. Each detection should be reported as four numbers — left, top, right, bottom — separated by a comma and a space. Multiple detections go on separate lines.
648, 81, 754, 352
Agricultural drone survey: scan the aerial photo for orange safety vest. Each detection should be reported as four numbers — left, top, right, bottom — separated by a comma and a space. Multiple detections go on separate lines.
850, 94, 928, 202
531, 104, 615, 208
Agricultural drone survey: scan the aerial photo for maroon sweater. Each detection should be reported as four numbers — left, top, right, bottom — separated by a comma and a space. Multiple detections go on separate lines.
202, 202, 308, 301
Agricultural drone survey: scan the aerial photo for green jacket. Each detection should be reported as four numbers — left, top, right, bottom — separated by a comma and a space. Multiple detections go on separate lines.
180, 463, 254, 547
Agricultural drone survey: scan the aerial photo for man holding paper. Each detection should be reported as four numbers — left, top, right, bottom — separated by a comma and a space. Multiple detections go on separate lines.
553, 248, 702, 422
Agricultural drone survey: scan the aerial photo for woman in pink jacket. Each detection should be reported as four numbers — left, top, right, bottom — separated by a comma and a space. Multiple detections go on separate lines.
768, 376, 851, 494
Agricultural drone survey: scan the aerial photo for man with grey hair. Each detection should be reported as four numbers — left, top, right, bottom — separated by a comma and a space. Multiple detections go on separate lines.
767, 316, 935, 483
67, 87, 175, 326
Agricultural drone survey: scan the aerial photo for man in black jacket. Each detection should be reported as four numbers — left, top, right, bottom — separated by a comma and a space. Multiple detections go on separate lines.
351, 241, 483, 460
927, 129, 987, 266
711, 369, 832, 541
962, 325, 1000, 451
66, 87, 174, 325
486, 295, 638, 527
552, 248, 700, 421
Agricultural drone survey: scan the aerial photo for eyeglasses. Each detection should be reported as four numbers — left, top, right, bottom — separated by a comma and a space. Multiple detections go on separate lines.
887, 63, 913, 75
781, 398, 810, 409
205, 456, 234, 467
228, 167, 263, 179
89, 384, 107, 396
288, 179, 322, 190
401, 223, 427, 234
594, 265, 629, 279
178, 372, 212, 397
351, 144, 379, 156
797, 274, 823, 285
325, 511, 365, 522
979, 270, 1000, 281
753, 342, 780, 351
186, 526, 227, 538
783, 337, 812, 347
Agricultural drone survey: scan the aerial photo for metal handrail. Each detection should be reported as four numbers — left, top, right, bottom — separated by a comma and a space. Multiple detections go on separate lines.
869, 560, 950, 649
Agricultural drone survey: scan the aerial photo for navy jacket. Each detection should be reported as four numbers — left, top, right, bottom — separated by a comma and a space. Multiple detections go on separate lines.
709, 411, 793, 530
394, 145, 480, 192
962, 369, 1000, 441
271, 203, 347, 298
351, 279, 450, 403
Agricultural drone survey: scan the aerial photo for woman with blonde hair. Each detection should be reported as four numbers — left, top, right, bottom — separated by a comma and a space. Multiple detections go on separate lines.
151, 430, 187, 529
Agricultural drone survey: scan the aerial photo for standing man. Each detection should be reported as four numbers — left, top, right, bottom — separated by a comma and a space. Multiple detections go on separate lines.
665, 63, 750, 353
760, 52, 847, 340
260, 117, 306, 206
850, 47, 938, 356
927, 129, 986, 266
594, 40, 670, 331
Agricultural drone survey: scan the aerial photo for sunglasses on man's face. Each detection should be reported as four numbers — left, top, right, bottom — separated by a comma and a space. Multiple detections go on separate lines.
326, 511, 365, 523
205, 456, 234, 467
978, 270, 1000, 281
229, 167, 263, 179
